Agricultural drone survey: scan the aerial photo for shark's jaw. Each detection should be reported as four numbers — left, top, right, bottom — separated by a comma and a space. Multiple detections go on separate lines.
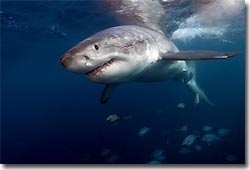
86, 58, 116, 78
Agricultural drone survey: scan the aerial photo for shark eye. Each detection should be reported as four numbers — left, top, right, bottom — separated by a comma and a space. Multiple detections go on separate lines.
94, 44, 99, 50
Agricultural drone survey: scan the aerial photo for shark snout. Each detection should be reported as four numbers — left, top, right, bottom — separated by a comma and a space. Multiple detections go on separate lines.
60, 51, 72, 68
60, 51, 96, 74
60, 51, 87, 67
60, 56, 65, 66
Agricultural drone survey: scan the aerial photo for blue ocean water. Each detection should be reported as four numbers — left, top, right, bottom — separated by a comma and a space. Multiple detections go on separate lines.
1, 1, 245, 164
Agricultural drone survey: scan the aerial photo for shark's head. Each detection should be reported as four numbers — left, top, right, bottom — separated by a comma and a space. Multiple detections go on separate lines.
60, 26, 155, 83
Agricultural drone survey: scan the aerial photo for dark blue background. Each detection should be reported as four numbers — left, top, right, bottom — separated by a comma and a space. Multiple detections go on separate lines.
1, 1, 245, 164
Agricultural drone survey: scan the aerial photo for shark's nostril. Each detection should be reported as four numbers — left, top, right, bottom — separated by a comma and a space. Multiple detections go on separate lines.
81, 55, 89, 63
84, 55, 89, 60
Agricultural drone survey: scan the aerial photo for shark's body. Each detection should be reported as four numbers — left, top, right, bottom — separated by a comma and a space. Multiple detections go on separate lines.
60, 25, 238, 104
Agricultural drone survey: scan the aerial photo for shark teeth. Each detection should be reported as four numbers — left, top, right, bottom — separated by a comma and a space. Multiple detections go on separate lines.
87, 59, 114, 77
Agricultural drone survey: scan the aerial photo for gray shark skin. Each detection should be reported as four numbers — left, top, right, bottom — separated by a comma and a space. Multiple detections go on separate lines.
60, 25, 239, 104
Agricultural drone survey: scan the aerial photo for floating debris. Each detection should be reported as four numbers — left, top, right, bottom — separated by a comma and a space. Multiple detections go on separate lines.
151, 149, 166, 162
148, 160, 161, 164
182, 134, 197, 146
201, 134, 221, 145
100, 149, 111, 157
202, 125, 213, 132
178, 147, 191, 155
139, 127, 151, 136
106, 114, 120, 122
177, 103, 185, 109
217, 128, 230, 137
225, 154, 238, 162
194, 144, 202, 151
177, 124, 189, 133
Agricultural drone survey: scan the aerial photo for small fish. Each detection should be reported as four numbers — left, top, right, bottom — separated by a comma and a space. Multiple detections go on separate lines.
151, 149, 166, 162
106, 113, 132, 123
177, 103, 185, 109
177, 124, 189, 133
201, 133, 221, 145
106, 114, 120, 122
182, 134, 197, 146
139, 127, 151, 136
178, 147, 191, 155
202, 125, 213, 132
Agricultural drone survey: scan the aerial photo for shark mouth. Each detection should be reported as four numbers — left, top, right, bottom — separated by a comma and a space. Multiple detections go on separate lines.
87, 59, 115, 77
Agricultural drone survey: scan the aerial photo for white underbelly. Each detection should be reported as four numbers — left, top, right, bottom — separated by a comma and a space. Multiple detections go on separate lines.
134, 61, 187, 82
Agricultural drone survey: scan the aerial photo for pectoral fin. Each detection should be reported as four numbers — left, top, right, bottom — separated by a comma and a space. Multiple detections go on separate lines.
161, 50, 240, 60
100, 84, 119, 104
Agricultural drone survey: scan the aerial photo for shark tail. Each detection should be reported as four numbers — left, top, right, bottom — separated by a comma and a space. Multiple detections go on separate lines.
185, 62, 214, 106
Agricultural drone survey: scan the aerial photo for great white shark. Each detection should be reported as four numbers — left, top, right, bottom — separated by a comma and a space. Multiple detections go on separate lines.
60, 25, 239, 104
